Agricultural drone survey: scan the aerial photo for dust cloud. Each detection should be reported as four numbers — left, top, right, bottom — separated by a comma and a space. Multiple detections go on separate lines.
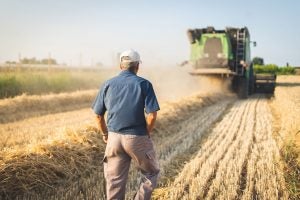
139, 66, 231, 103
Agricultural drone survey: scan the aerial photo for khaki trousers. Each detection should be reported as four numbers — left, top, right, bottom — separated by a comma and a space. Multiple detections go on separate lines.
103, 132, 160, 200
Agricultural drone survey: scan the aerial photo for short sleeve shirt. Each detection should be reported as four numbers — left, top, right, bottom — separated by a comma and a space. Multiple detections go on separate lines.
92, 70, 160, 136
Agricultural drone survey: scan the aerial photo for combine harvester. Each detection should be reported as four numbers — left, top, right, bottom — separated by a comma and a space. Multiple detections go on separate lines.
186, 26, 276, 98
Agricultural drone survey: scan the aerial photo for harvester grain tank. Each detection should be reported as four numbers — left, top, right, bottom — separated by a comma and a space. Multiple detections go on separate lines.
186, 26, 276, 98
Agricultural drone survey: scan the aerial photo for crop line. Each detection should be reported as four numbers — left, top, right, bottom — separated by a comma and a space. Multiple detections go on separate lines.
157, 101, 228, 164
216, 97, 259, 199
240, 97, 288, 199
183, 100, 251, 200
203, 98, 257, 200
197, 99, 252, 199
237, 97, 259, 199
155, 99, 251, 199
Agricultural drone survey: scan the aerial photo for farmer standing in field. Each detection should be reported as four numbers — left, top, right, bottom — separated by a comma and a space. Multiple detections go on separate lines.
92, 49, 160, 200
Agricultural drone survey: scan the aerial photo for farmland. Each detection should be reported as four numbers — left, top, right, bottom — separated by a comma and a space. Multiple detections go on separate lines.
0, 69, 299, 199
0, 67, 116, 99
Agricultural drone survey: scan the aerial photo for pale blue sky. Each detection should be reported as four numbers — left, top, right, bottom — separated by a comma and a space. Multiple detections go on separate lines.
0, 0, 299, 67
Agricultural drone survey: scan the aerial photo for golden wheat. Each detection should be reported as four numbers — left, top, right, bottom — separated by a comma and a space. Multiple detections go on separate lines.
0, 108, 95, 150
2, 74, 298, 199
1, 92, 228, 199
0, 89, 97, 123
270, 75, 300, 199
154, 96, 288, 199
271, 76, 300, 147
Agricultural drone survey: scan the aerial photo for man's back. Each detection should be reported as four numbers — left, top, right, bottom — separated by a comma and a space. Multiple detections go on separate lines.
93, 70, 159, 136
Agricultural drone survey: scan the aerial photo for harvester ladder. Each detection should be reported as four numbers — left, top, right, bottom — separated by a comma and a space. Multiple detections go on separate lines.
236, 30, 246, 75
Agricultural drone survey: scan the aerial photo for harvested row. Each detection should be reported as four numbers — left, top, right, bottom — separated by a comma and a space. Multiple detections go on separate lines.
205, 99, 256, 200
0, 108, 95, 150
0, 93, 232, 199
0, 89, 98, 123
154, 96, 287, 199
241, 99, 287, 200
0, 126, 105, 200
154, 99, 251, 199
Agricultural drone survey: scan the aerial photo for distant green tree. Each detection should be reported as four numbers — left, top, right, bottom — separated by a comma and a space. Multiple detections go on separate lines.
278, 66, 295, 75
41, 58, 57, 65
21, 57, 39, 64
5, 61, 17, 64
252, 57, 264, 65
254, 64, 295, 75
254, 64, 278, 74
20, 57, 57, 65
21, 58, 30, 64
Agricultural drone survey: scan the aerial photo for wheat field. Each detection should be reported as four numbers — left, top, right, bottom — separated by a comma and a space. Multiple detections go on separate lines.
1, 76, 299, 199
270, 76, 300, 199
153, 96, 287, 199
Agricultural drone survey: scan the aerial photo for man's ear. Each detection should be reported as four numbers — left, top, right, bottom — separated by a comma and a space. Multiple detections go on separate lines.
119, 64, 122, 70
136, 63, 139, 73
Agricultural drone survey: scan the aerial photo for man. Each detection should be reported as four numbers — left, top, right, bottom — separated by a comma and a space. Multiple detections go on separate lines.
92, 49, 160, 200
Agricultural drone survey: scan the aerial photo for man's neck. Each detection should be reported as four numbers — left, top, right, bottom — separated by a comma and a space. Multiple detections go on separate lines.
122, 68, 137, 75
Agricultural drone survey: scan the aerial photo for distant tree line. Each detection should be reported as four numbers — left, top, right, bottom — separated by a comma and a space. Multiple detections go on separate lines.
252, 57, 264, 65
254, 64, 295, 75
5, 57, 57, 65
252, 56, 295, 75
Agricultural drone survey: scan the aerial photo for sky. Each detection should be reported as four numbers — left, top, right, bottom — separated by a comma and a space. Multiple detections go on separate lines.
0, 0, 299, 67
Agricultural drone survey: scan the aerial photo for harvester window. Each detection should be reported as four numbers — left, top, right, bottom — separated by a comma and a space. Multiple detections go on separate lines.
204, 38, 222, 58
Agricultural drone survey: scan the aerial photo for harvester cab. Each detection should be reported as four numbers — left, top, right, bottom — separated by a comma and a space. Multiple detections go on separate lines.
186, 26, 276, 98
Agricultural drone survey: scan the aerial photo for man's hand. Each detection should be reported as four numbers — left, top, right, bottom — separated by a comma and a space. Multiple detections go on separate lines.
102, 135, 108, 144
95, 115, 109, 143
146, 112, 157, 137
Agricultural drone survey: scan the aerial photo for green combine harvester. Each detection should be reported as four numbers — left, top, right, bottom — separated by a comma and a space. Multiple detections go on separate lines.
186, 26, 276, 98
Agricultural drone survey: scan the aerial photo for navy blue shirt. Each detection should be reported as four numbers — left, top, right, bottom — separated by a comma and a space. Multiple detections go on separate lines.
92, 70, 160, 136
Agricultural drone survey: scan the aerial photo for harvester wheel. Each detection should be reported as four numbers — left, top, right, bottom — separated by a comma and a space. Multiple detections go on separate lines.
237, 77, 249, 99
231, 76, 238, 93
249, 66, 255, 95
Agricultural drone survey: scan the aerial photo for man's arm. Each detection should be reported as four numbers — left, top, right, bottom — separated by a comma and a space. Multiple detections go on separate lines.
146, 111, 157, 137
95, 114, 108, 143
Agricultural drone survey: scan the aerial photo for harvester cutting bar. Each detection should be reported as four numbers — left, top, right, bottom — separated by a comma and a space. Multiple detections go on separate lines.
189, 68, 237, 76
255, 74, 276, 93
255, 74, 277, 81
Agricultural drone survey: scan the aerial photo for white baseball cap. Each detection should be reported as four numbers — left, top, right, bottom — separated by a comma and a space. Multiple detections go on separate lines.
119, 49, 141, 63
